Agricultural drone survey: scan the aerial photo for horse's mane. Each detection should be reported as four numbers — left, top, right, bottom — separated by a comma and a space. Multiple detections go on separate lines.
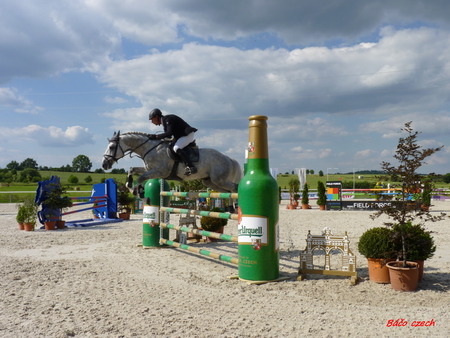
122, 131, 152, 137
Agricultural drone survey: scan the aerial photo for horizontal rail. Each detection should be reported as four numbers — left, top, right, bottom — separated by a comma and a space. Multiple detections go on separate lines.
161, 223, 238, 242
161, 191, 238, 199
160, 207, 238, 220
62, 203, 106, 216
160, 238, 238, 264
70, 196, 107, 200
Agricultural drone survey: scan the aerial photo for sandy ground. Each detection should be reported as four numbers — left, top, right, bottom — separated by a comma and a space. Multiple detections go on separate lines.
1, 200, 449, 338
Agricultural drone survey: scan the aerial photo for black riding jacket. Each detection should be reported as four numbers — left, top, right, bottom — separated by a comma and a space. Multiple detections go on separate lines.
154, 115, 197, 140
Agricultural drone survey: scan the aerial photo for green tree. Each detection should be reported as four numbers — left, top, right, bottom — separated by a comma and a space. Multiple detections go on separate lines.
72, 155, 92, 172
20, 158, 38, 170
310, 169, 315, 175
443, 173, 450, 184
84, 175, 93, 183
318, 170, 324, 177
19, 168, 41, 183
6, 161, 20, 170
68, 175, 79, 184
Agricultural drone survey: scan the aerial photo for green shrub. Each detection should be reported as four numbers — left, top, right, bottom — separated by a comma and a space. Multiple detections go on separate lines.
316, 181, 326, 205
200, 207, 228, 232
358, 227, 396, 259
301, 183, 309, 205
392, 222, 436, 261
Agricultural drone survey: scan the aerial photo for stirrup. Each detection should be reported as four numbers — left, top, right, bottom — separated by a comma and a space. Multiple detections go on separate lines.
184, 166, 197, 176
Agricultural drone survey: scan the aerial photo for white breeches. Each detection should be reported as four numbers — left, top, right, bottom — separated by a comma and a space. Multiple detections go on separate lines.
173, 132, 196, 152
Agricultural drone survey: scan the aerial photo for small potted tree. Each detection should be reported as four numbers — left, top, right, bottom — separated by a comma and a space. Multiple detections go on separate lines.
358, 227, 396, 283
316, 181, 327, 211
421, 182, 432, 212
301, 183, 309, 209
287, 178, 300, 209
371, 122, 446, 291
41, 182, 72, 230
117, 183, 135, 220
16, 203, 27, 230
392, 222, 435, 282
22, 197, 38, 231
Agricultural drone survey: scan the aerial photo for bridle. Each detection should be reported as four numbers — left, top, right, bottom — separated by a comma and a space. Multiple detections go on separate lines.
103, 131, 164, 165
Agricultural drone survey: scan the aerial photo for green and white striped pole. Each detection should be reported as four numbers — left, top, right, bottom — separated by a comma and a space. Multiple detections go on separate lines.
142, 179, 169, 248
238, 115, 280, 282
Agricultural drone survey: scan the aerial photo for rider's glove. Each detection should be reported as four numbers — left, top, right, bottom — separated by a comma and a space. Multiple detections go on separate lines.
149, 134, 157, 140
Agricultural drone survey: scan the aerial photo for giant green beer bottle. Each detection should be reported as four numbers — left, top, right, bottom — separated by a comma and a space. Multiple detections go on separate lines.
142, 179, 169, 247
238, 115, 279, 282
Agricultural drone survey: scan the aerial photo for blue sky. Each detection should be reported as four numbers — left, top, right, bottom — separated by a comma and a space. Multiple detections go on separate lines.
2, 0, 450, 175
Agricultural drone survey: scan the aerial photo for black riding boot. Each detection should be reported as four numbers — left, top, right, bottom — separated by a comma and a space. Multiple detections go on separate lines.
176, 148, 197, 176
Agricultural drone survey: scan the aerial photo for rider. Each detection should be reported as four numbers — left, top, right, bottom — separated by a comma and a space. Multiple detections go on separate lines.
148, 108, 198, 175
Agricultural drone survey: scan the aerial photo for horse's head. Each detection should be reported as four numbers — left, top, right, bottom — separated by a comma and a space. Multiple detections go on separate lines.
102, 131, 123, 170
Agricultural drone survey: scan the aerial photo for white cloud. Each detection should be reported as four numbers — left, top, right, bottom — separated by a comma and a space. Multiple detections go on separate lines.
0, 1, 119, 83
355, 149, 374, 158
104, 96, 128, 104
0, 125, 95, 147
0, 87, 42, 114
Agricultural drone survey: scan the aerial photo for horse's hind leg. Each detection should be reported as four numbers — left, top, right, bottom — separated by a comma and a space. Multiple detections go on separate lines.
202, 178, 238, 193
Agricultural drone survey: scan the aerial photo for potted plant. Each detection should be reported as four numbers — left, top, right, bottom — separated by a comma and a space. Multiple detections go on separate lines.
200, 207, 228, 242
42, 182, 72, 230
55, 195, 73, 229
392, 222, 435, 282
421, 182, 432, 212
117, 183, 135, 220
370, 122, 446, 291
301, 183, 309, 209
293, 194, 300, 207
287, 178, 299, 209
16, 203, 27, 230
358, 227, 396, 283
316, 181, 327, 211
22, 197, 38, 231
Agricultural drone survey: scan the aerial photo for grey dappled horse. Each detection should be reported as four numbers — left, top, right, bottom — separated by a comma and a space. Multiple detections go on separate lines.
102, 131, 242, 193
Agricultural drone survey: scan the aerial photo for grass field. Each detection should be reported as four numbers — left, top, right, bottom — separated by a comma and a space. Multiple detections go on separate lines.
1, 171, 449, 203
278, 174, 383, 190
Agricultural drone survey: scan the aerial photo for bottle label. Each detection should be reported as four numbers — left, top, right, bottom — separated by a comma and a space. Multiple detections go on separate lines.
238, 216, 268, 245
143, 206, 158, 225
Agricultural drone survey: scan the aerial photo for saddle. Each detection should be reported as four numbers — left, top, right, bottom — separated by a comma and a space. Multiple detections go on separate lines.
166, 141, 200, 163
165, 141, 200, 181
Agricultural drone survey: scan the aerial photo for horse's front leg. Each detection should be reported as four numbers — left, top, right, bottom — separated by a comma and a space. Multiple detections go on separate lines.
126, 167, 148, 194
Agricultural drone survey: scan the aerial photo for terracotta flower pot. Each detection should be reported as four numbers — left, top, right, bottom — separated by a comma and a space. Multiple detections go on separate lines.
118, 212, 130, 220
415, 260, 424, 282
286, 204, 296, 209
57, 220, 66, 229
301, 204, 309, 209
318, 205, 326, 211
44, 221, 56, 231
387, 261, 419, 292
18, 223, 25, 230
367, 258, 392, 284
23, 223, 34, 231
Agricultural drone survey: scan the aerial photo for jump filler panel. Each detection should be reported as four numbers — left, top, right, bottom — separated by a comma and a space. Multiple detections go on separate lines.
298, 227, 358, 285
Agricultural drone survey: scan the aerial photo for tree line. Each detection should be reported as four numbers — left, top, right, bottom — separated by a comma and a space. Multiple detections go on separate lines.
0, 155, 127, 184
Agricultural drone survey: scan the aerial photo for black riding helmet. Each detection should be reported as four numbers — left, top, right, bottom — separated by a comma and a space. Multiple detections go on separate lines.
149, 108, 162, 120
